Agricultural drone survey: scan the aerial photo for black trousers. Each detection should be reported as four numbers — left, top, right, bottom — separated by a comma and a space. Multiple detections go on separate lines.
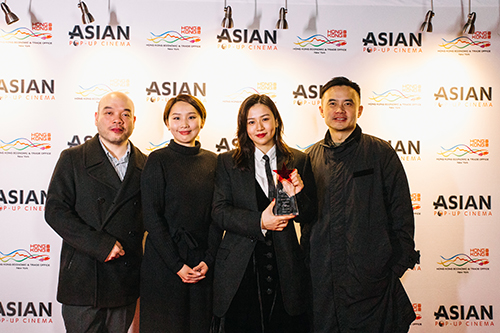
62, 302, 136, 333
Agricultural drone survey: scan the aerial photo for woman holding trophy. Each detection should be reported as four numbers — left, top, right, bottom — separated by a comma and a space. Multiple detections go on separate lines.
211, 94, 316, 332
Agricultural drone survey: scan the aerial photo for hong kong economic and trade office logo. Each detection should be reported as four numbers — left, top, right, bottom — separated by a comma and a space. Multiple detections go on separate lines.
147, 26, 202, 50
436, 139, 489, 164
222, 82, 277, 104
293, 29, 347, 54
0, 244, 51, 269
368, 84, 422, 108
0, 133, 51, 158
438, 31, 492, 55
0, 22, 52, 46
74, 79, 130, 101
436, 248, 489, 274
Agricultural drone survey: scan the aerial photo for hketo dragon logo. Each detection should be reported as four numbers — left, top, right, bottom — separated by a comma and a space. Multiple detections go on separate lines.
412, 303, 422, 326
434, 86, 492, 108
433, 194, 492, 217
362, 31, 422, 53
0, 189, 47, 212
75, 79, 130, 101
368, 84, 421, 108
146, 81, 206, 104
0, 79, 55, 101
436, 248, 489, 274
217, 29, 278, 51
146, 26, 201, 50
438, 31, 492, 55
293, 29, 347, 54
0, 133, 51, 158
436, 139, 489, 164
222, 82, 277, 104
69, 25, 130, 47
410, 193, 421, 215
434, 304, 494, 328
0, 22, 52, 46
0, 244, 51, 269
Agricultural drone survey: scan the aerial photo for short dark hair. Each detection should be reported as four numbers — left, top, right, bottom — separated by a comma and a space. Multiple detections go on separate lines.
233, 94, 291, 170
163, 94, 207, 125
320, 77, 361, 100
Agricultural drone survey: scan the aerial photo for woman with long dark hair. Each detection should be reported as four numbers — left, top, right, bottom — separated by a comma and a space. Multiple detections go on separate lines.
212, 94, 315, 332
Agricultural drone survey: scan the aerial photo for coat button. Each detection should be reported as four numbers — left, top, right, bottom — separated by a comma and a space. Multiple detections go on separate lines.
266, 264, 273, 271
265, 240, 272, 246
128, 231, 136, 237
266, 288, 273, 295
266, 276, 273, 283
97, 197, 105, 204
265, 252, 273, 259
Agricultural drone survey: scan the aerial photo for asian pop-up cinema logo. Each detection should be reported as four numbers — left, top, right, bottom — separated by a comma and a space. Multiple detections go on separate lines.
0, 133, 51, 157
293, 29, 347, 53
433, 194, 492, 217
436, 139, 489, 163
438, 31, 492, 54
434, 304, 494, 328
0, 301, 53, 324
69, 25, 130, 47
0, 189, 47, 212
0, 79, 55, 101
0, 22, 52, 45
362, 31, 422, 53
292, 84, 321, 106
147, 26, 201, 49
223, 82, 277, 104
217, 29, 278, 51
434, 86, 492, 108
388, 140, 421, 162
75, 79, 130, 101
146, 81, 206, 103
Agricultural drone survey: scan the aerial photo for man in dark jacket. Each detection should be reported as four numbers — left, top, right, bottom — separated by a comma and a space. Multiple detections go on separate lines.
45, 92, 147, 333
306, 77, 419, 332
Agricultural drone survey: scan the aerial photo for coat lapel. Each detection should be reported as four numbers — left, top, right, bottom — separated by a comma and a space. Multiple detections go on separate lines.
84, 135, 122, 191
102, 144, 144, 228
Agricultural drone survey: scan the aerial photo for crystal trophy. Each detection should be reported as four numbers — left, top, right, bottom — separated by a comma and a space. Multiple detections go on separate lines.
273, 163, 299, 216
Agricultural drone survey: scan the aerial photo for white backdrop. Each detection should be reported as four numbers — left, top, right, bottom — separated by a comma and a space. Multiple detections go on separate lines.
0, 0, 498, 331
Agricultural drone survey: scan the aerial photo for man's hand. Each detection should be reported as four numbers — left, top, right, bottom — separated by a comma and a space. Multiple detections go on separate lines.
177, 264, 206, 284
261, 200, 295, 231
105, 241, 125, 262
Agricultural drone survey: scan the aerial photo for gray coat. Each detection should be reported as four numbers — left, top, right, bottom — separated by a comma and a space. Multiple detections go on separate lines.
45, 135, 147, 308
306, 126, 419, 333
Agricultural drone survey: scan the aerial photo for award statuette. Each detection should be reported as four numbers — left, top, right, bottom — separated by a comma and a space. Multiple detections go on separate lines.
273, 163, 299, 216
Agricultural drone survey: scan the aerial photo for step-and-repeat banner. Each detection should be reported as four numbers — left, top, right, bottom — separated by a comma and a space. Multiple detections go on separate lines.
0, 0, 498, 331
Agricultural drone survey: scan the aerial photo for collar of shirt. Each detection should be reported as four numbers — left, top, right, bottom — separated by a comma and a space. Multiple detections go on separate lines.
99, 138, 131, 182
254, 145, 277, 198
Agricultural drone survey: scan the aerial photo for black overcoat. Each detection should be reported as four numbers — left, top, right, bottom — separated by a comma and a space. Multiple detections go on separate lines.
306, 126, 419, 332
212, 148, 316, 318
45, 134, 147, 308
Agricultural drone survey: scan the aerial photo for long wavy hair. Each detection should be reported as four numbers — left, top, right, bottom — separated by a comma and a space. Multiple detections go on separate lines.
233, 94, 291, 170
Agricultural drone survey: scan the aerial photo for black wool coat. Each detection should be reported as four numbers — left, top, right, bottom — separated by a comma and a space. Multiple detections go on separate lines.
306, 126, 419, 333
45, 134, 147, 308
212, 147, 316, 318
